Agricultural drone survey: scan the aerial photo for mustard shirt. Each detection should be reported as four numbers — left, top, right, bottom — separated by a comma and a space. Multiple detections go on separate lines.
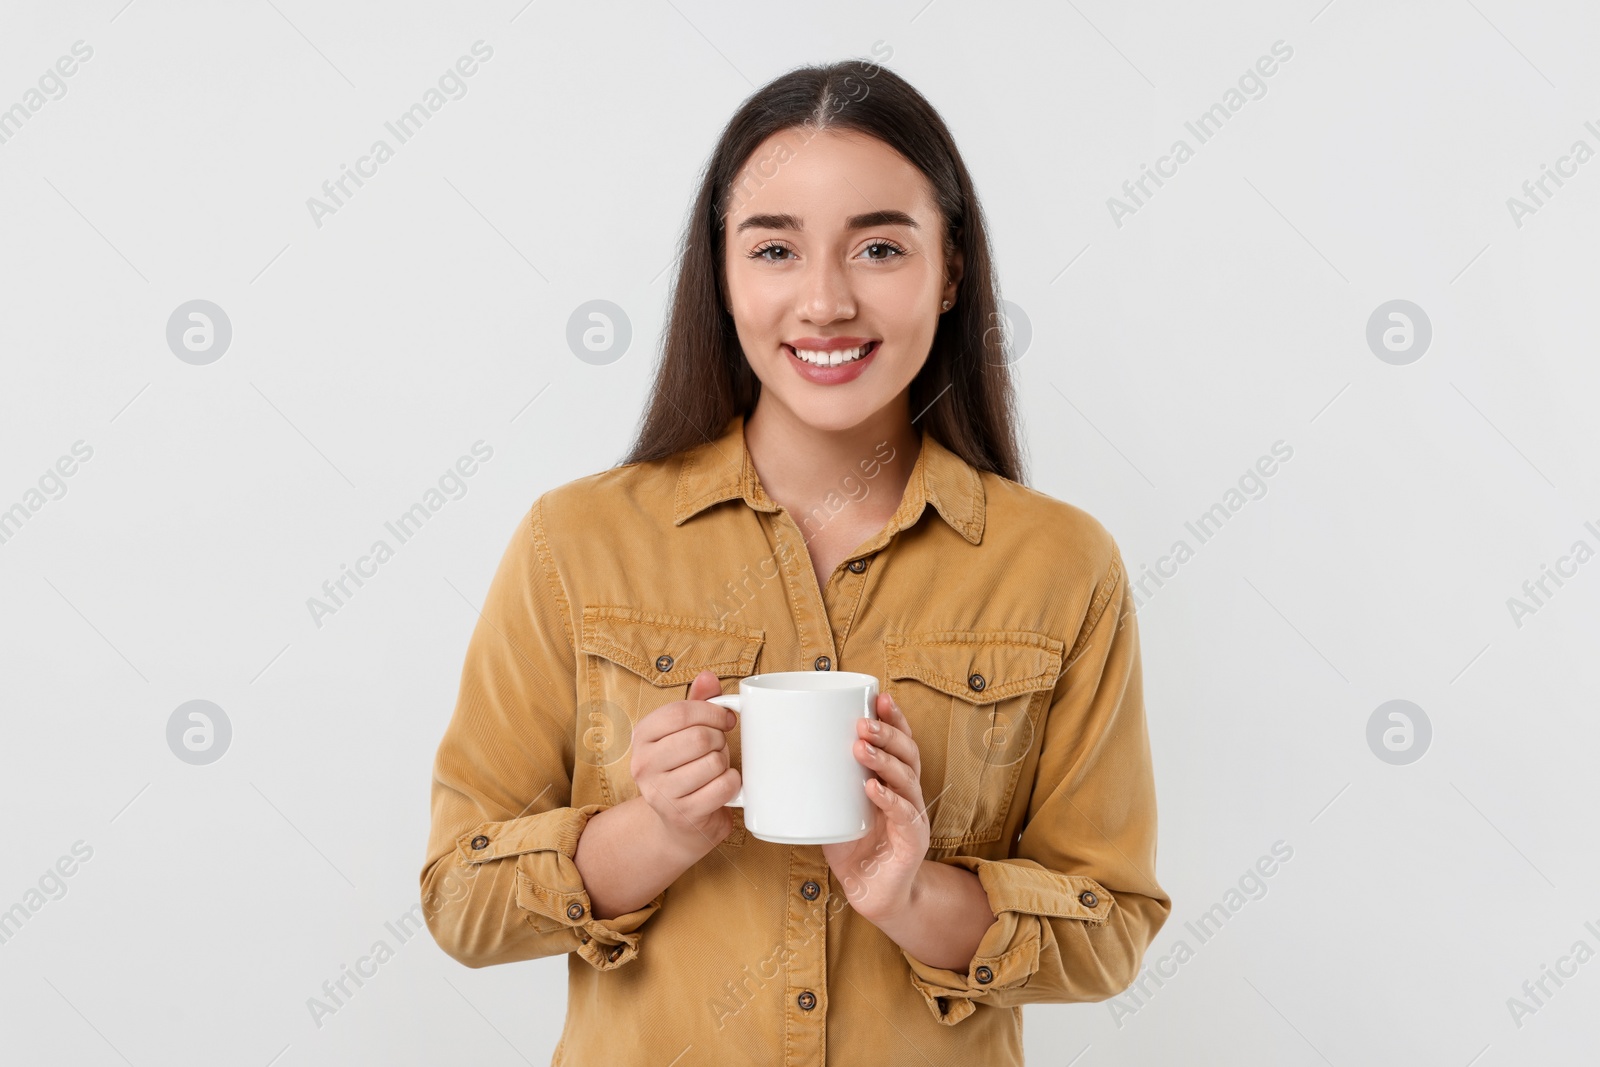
421, 412, 1170, 1065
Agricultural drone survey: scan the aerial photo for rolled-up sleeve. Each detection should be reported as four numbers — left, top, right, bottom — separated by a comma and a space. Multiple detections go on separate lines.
421, 496, 663, 972
902, 548, 1171, 1025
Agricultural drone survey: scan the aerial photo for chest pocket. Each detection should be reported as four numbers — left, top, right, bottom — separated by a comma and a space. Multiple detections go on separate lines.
885, 630, 1064, 852
579, 606, 765, 847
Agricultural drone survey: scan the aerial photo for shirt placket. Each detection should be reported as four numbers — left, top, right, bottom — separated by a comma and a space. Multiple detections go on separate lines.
760, 501, 895, 1067
759, 505, 830, 1065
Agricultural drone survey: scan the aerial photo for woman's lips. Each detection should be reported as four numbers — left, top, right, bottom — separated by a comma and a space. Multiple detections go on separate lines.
783, 341, 878, 385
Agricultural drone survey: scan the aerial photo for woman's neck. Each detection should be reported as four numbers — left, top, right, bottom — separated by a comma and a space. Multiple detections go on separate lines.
743, 401, 921, 526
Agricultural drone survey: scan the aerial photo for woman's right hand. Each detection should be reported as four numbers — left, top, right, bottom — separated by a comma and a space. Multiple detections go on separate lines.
629, 669, 742, 859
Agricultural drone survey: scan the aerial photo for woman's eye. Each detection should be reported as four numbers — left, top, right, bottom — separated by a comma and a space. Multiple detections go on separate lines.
747, 241, 905, 262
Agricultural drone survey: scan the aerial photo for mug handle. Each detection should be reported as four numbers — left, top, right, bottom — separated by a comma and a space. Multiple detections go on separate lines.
706, 694, 744, 808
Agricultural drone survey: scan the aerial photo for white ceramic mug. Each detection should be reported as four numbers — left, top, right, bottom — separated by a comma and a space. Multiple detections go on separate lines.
708, 671, 879, 844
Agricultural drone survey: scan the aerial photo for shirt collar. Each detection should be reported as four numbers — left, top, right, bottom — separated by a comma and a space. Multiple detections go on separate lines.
672, 412, 985, 545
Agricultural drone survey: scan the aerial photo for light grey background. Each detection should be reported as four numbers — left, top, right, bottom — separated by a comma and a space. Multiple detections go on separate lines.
2, 0, 1596, 1063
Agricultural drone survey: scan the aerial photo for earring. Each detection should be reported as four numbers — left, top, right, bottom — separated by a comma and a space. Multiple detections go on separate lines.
941, 300, 952, 311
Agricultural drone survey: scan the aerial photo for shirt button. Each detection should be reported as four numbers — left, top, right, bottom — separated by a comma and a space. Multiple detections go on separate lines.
470, 835, 489, 850
655, 654, 674, 672
968, 673, 986, 692
566, 902, 586, 920
800, 880, 820, 900
974, 965, 994, 984
814, 656, 831, 671
1079, 890, 1099, 908
848, 558, 868, 574
797, 990, 817, 1011
608, 945, 624, 962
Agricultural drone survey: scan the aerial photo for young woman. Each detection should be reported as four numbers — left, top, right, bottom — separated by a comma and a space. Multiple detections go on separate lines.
422, 60, 1169, 1064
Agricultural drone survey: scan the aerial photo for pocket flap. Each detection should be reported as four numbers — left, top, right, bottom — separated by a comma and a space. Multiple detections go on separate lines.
580, 607, 764, 687
885, 630, 1064, 703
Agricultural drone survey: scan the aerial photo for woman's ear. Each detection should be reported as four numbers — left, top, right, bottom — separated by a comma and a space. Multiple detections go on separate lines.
943, 241, 965, 306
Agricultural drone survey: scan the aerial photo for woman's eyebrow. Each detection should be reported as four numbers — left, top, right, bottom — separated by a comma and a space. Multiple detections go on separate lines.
734, 209, 919, 233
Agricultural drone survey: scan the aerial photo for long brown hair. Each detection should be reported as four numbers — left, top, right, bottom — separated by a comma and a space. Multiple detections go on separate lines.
619, 58, 1024, 484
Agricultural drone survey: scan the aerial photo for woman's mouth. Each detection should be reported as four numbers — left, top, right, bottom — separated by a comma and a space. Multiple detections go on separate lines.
787, 341, 876, 366
783, 341, 879, 384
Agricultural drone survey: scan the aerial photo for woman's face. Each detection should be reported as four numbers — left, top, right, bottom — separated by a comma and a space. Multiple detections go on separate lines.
722, 127, 961, 433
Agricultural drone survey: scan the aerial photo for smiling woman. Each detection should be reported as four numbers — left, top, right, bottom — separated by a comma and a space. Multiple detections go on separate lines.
422, 58, 1170, 1065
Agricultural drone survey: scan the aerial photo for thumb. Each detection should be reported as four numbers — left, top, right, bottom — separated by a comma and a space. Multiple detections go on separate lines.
687, 669, 723, 703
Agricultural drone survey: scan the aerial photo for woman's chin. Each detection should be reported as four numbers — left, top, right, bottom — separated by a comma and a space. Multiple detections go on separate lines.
764, 391, 890, 433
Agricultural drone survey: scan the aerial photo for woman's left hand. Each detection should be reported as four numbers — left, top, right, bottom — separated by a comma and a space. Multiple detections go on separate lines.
822, 692, 930, 925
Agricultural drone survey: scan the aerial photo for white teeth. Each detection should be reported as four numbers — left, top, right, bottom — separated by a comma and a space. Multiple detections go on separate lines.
792, 344, 870, 366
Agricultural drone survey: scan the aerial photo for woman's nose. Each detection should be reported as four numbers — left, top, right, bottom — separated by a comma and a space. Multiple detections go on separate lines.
800, 259, 855, 323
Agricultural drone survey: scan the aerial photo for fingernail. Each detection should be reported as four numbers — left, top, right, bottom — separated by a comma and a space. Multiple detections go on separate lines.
867, 720, 881, 734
